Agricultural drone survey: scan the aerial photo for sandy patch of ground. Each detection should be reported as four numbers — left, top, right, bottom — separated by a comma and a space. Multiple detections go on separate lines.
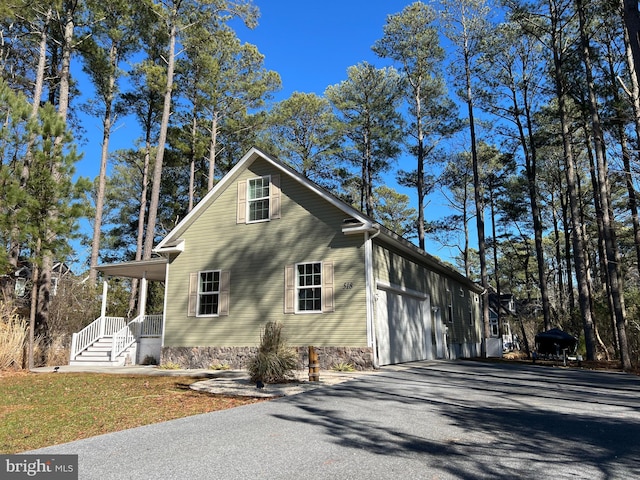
189, 369, 376, 398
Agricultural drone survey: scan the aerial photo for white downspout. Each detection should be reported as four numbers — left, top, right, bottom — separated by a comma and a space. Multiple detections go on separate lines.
364, 226, 381, 369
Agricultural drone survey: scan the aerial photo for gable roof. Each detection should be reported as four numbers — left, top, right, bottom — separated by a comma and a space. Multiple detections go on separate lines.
154, 147, 481, 293
155, 147, 373, 252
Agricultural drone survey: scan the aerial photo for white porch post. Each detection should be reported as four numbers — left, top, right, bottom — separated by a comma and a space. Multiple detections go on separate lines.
100, 278, 109, 337
138, 272, 148, 319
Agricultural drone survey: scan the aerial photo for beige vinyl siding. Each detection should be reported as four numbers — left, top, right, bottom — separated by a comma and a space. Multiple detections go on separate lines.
373, 241, 480, 344
164, 158, 367, 348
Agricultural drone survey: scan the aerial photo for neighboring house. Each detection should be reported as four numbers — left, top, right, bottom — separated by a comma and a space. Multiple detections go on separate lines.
72, 148, 484, 368
12, 261, 73, 299
8, 261, 73, 316
489, 293, 517, 352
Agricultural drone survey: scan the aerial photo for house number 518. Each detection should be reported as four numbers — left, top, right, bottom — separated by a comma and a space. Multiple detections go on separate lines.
343, 282, 353, 289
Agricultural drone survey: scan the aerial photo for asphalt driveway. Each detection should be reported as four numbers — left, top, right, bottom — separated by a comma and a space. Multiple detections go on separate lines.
30, 360, 640, 479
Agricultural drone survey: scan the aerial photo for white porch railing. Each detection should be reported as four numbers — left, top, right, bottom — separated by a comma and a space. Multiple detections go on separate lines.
70, 316, 126, 361
140, 314, 163, 337
111, 315, 163, 362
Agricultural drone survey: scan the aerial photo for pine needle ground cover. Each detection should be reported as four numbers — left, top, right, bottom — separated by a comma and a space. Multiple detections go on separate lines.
0, 373, 263, 454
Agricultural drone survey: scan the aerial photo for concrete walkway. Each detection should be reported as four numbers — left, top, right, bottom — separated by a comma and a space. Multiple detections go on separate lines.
30, 364, 220, 377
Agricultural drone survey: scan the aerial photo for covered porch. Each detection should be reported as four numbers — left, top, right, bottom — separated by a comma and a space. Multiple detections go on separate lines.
69, 258, 168, 366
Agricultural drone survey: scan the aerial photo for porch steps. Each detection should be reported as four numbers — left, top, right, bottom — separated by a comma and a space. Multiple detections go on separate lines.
69, 337, 135, 367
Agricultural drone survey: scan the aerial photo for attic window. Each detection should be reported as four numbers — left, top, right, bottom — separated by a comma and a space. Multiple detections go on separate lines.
248, 176, 270, 222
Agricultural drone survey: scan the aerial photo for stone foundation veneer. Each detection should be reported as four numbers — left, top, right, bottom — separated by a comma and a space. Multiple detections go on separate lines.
161, 346, 374, 371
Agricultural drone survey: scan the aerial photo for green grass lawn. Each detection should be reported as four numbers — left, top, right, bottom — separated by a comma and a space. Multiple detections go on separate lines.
0, 372, 262, 453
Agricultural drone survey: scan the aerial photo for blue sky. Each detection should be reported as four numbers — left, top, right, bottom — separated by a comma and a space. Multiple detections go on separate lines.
74, 0, 466, 268
232, 1, 413, 99
76, 1, 417, 179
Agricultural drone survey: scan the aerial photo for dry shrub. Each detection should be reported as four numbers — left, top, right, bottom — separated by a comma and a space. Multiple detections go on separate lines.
247, 322, 297, 384
0, 302, 27, 370
45, 335, 69, 366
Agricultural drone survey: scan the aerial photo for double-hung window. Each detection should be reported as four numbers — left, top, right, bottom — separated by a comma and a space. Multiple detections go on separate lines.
297, 262, 322, 312
237, 174, 280, 224
197, 270, 220, 316
248, 176, 270, 222
188, 270, 230, 317
284, 261, 333, 314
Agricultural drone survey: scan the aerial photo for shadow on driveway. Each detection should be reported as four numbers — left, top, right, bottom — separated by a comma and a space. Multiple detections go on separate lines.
272, 361, 640, 479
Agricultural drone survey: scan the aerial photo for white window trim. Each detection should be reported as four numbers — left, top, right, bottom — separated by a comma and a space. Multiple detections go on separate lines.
246, 175, 271, 224
295, 261, 323, 314
196, 270, 221, 317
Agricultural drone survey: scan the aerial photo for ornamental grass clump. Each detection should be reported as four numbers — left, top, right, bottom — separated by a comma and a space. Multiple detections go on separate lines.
0, 302, 27, 370
331, 361, 356, 372
247, 321, 297, 384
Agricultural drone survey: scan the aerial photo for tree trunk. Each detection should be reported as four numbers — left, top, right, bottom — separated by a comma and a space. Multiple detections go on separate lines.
464, 49, 490, 355
622, 0, 640, 88
490, 188, 501, 333
620, 0, 640, 279
415, 88, 426, 251
513, 81, 552, 331
463, 180, 471, 278
188, 114, 197, 212
128, 105, 154, 316
37, 1, 75, 341
362, 130, 373, 216
207, 112, 219, 191
143, 19, 177, 259
584, 122, 617, 357
550, 190, 564, 321
3, 8, 51, 301
28, 240, 41, 370
578, 0, 631, 369
549, 2, 596, 359
557, 145, 575, 313
89, 43, 118, 286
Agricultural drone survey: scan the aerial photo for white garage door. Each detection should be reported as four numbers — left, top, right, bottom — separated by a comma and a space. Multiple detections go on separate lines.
375, 287, 434, 365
